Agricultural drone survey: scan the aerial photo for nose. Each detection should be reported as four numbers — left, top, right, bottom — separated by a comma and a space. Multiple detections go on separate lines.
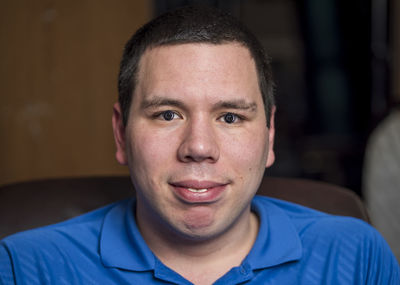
177, 118, 220, 163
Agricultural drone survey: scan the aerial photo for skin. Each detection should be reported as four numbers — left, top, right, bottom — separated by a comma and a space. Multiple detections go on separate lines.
112, 43, 275, 284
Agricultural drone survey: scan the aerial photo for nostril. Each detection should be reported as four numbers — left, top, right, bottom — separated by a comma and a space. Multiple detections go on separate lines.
177, 134, 219, 163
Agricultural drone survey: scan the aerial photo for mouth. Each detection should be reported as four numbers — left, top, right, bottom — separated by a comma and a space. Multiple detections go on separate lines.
187, 188, 208, 193
169, 180, 228, 203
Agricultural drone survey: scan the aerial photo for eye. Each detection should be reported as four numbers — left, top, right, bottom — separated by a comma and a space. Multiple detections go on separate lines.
160, 110, 179, 121
222, 112, 239, 124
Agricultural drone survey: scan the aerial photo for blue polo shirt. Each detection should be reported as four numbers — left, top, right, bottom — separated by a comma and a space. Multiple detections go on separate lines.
0, 196, 399, 284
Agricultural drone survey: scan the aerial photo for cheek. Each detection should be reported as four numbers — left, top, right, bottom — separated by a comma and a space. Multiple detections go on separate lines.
223, 129, 269, 170
127, 129, 174, 201
128, 127, 177, 173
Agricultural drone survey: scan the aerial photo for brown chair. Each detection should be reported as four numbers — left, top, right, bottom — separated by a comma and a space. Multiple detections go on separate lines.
0, 176, 369, 239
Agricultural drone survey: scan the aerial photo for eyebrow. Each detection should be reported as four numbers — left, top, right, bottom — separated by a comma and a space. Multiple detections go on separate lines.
141, 96, 258, 112
212, 99, 258, 112
141, 97, 185, 109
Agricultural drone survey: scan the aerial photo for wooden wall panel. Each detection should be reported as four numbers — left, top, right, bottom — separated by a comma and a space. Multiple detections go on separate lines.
0, 1, 151, 185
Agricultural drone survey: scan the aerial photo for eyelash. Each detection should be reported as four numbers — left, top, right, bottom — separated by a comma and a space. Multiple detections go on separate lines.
153, 110, 244, 124
153, 110, 182, 121
218, 112, 243, 124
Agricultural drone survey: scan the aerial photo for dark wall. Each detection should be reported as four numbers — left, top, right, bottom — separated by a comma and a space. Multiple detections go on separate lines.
153, 0, 392, 196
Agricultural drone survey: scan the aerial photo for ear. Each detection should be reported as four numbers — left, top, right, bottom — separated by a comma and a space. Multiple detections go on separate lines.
265, 106, 276, 168
112, 102, 128, 165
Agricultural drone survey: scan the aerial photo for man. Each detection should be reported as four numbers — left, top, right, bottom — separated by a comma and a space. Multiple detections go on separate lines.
1, 5, 399, 285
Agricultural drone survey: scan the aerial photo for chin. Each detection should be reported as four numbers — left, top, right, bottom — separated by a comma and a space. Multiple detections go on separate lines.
172, 208, 234, 242
176, 226, 223, 243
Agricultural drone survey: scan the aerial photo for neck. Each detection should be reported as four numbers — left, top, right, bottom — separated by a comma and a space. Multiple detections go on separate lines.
136, 205, 259, 284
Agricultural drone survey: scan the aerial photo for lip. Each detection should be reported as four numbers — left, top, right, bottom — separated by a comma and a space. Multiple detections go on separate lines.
170, 180, 228, 204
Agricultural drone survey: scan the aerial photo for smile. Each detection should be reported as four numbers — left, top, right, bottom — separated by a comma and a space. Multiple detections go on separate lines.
170, 180, 228, 203
187, 188, 208, 193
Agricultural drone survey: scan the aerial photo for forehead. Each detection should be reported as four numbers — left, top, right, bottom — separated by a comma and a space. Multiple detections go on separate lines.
134, 43, 261, 104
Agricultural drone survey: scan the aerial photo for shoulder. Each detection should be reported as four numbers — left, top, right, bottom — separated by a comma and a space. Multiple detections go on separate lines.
253, 196, 400, 283
254, 195, 384, 244
0, 199, 131, 284
2, 200, 119, 245
253, 194, 336, 223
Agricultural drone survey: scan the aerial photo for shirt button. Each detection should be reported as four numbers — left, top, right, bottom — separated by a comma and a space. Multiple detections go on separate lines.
240, 267, 247, 275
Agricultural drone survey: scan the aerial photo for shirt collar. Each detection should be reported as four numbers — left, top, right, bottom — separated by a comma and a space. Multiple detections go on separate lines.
245, 196, 302, 269
100, 199, 156, 271
99, 196, 302, 271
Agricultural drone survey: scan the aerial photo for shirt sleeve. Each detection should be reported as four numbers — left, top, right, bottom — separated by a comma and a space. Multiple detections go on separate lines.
0, 243, 15, 285
365, 226, 400, 284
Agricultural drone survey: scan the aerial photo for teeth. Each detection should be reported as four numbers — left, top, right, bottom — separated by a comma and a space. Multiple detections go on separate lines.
187, 188, 208, 193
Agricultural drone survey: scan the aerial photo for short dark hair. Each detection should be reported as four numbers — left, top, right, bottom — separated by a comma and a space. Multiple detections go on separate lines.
118, 5, 275, 127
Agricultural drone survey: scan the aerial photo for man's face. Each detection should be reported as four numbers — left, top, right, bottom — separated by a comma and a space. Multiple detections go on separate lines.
113, 43, 275, 240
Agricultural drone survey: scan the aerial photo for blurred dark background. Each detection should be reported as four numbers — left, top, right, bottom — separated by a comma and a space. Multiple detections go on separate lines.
154, 0, 398, 197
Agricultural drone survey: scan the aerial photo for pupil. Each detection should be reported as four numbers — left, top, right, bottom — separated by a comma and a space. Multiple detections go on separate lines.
225, 113, 235, 123
163, 111, 174, 121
